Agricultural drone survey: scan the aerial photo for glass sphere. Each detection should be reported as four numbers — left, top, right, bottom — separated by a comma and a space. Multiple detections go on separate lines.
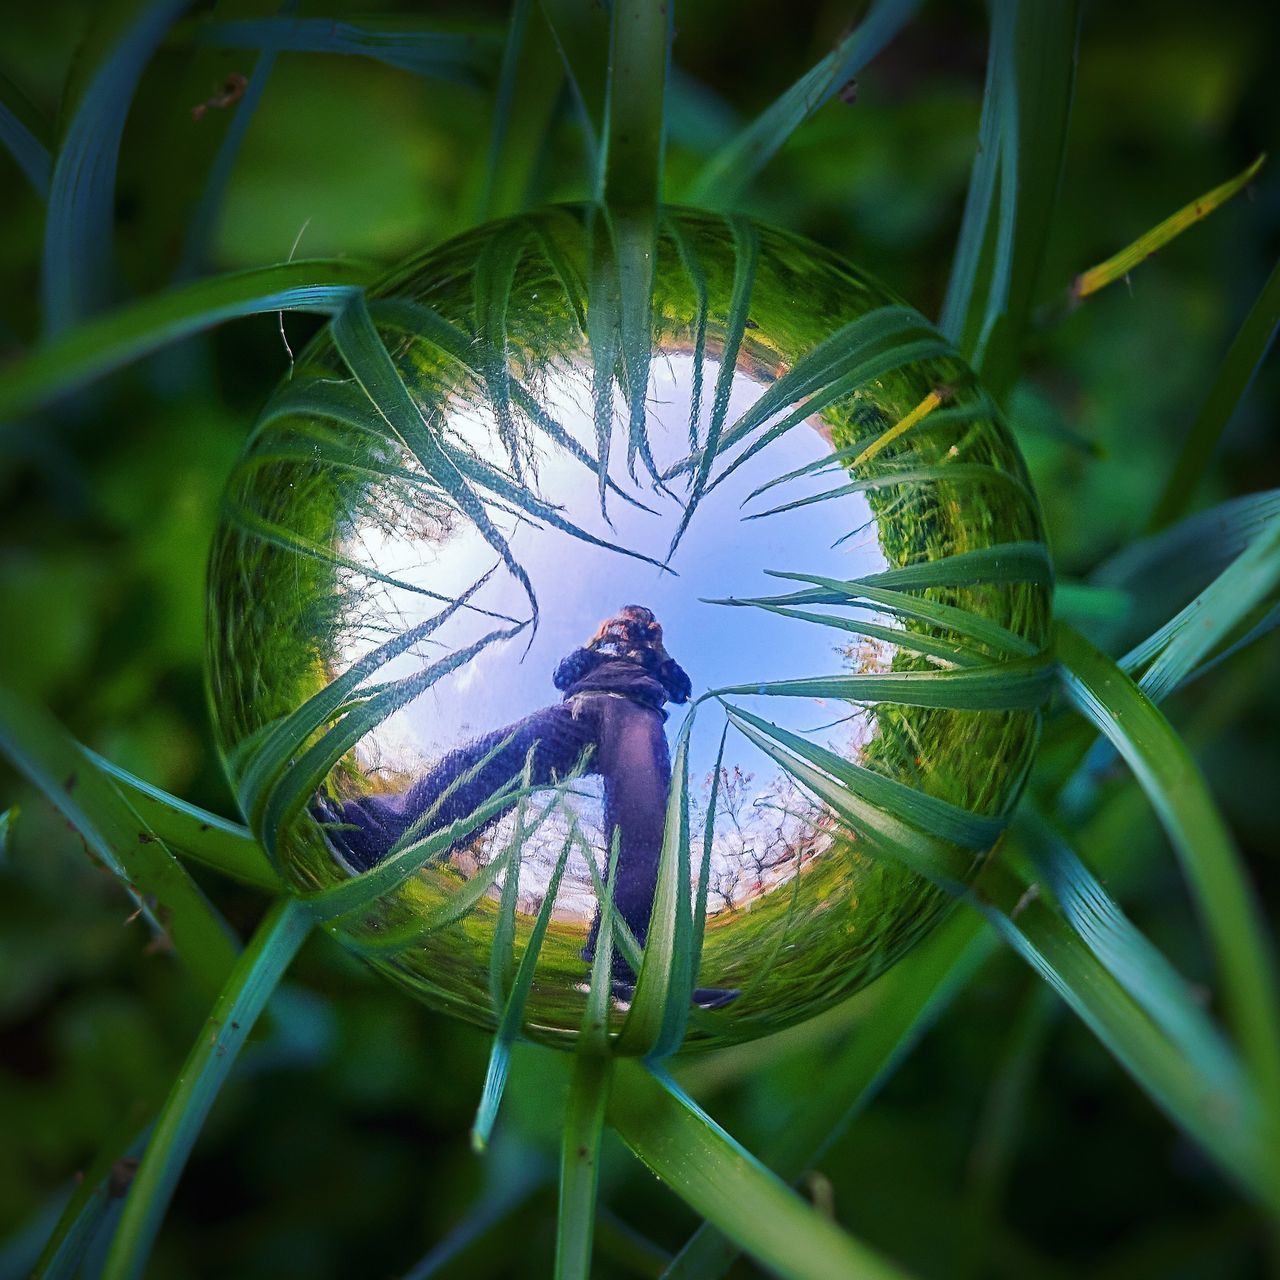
207, 205, 1050, 1051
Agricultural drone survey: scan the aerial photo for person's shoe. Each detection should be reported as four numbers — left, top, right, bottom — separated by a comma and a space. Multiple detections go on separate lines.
691, 986, 740, 1011
605, 979, 740, 1011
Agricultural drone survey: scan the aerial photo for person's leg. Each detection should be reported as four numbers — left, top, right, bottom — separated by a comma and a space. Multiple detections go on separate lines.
584, 700, 671, 981
327, 699, 598, 871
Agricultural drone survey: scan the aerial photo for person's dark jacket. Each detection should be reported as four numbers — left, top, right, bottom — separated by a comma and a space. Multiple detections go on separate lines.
553, 645, 692, 715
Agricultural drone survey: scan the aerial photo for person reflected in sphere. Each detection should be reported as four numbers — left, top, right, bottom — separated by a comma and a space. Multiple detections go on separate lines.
317, 606, 737, 1007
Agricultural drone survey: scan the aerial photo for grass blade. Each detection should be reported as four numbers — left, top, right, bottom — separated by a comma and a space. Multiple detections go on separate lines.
1056, 623, 1280, 1142
609, 1064, 911, 1280
604, 0, 671, 210
82, 747, 280, 891
0, 68, 52, 197
330, 291, 541, 635
722, 703, 1008, 850
1148, 256, 1280, 531
31, 1120, 150, 1280
706, 652, 1054, 712
709, 570, 1036, 658
1016, 810, 1243, 1094
556, 1054, 613, 1280
686, 0, 919, 207
0, 688, 240, 993
1127, 515, 1280, 703
194, 17, 501, 87
100, 897, 312, 1280
665, 913, 994, 1280
728, 702, 1275, 1208
1070, 155, 1266, 302
42, 0, 192, 335
617, 712, 696, 1059
472, 827, 576, 1150
666, 216, 758, 561
538, 0, 611, 195
176, 5, 285, 280
0, 259, 374, 422
473, 0, 564, 221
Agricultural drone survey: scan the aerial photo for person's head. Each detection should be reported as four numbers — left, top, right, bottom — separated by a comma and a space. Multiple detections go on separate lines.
589, 604, 664, 656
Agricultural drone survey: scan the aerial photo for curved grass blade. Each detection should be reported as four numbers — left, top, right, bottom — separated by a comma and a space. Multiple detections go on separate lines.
706, 339, 954, 496
608, 207, 667, 488
0, 688, 240, 993
31, 1120, 151, 1280
663, 216, 710, 452
707, 652, 1053, 712
0, 68, 51, 197
194, 17, 501, 87
743, 396, 998, 502
345, 844, 511, 955
473, 221, 532, 480
940, 0, 1078, 390
331, 292, 541, 637
557, 1053, 613, 1280
371, 296, 660, 516
729, 707, 1275, 1208
400, 1138, 549, 1279
224, 498, 477, 605
686, 0, 920, 207
1148, 256, 1280, 532
176, 4, 287, 280
664, 912, 994, 1280
235, 575, 497, 824
100, 897, 312, 1280
981, 0, 1078, 391
604, 0, 671, 210
722, 703, 1008, 850
42, 0, 192, 335
1126, 515, 1280, 704
609, 1064, 910, 1280
659, 305, 944, 484
728, 599, 994, 668
538, 0, 610, 195
617, 712, 695, 1060
472, 825, 576, 1150
576, 825, 645, 979
306, 769, 535, 923
858, 541, 1053, 591
689, 721, 729, 985
744, 462, 1033, 522
556, 836, 622, 1280
1071, 155, 1266, 302
476, 0, 534, 220
666, 216, 758, 561
489, 751, 538, 1008
0, 259, 374, 422
937, 0, 1008, 351
257, 375, 668, 564
1016, 809, 1243, 1094
711, 570, 1037, 658
82, 747, 280, 891
1056, 623, 1280, 1144
258, 623, 526, 860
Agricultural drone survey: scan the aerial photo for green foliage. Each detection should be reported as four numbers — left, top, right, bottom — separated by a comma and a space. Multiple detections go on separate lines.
1, 2, 1278, 1278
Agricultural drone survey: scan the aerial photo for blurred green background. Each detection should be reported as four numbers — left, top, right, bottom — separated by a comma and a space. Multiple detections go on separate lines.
2, 1, 1278, 1276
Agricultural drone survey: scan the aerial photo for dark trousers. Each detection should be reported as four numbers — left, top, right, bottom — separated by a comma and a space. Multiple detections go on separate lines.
331, 692, 671, 980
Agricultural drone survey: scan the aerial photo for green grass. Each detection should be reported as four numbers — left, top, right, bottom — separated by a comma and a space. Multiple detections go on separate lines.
0, 2, 1277, 1278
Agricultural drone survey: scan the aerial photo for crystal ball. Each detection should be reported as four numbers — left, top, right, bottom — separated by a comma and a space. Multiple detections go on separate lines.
207, 205, 1050, 1051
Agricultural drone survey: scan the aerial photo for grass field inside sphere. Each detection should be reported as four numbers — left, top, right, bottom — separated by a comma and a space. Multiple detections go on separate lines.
206, 204, 1051, 1050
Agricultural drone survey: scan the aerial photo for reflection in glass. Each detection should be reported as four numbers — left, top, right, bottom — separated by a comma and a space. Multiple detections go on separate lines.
207, 205, 1051, 1050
